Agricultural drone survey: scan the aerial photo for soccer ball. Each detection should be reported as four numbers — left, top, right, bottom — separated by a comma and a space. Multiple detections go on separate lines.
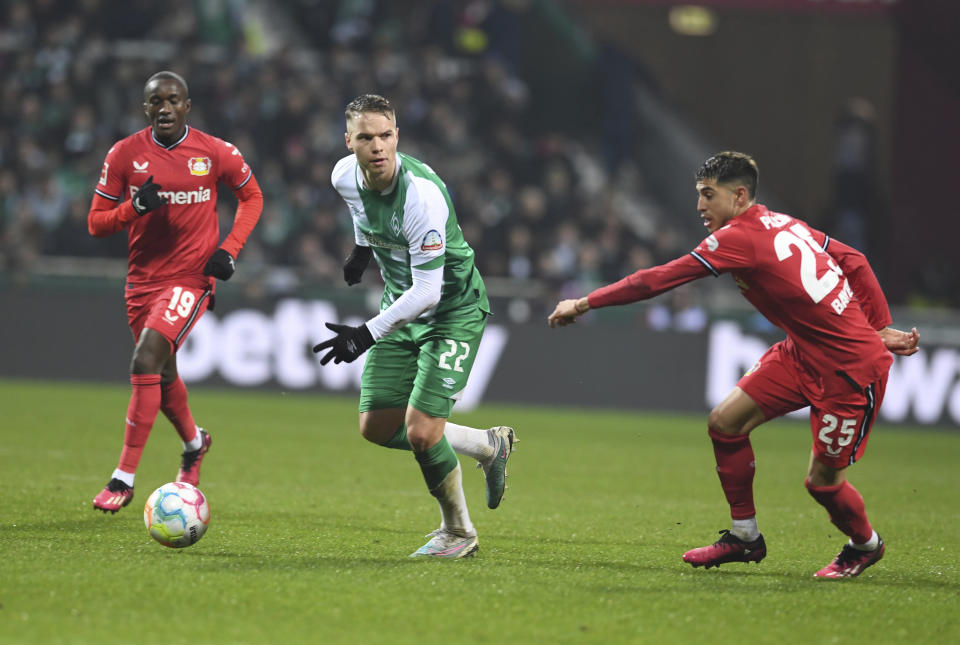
143, 482, 210, 548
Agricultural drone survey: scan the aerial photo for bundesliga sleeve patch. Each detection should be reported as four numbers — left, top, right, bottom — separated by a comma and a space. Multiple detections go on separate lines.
420, 230, 444, 252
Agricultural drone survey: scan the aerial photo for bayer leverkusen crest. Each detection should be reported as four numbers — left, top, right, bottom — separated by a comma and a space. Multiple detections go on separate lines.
188, 157, 211, 176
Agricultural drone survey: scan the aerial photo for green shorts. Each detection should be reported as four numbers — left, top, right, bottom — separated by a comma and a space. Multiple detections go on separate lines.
359, 308, 487, 419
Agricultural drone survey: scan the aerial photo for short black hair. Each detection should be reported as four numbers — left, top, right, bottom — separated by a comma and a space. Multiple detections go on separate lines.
345, 94, 396, 123
696, 151, 759, 199
144, 71, 189, 98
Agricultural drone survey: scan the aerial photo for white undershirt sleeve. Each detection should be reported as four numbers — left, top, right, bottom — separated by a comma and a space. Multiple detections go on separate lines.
365, 265, 443, 340
352, 220, 367, 246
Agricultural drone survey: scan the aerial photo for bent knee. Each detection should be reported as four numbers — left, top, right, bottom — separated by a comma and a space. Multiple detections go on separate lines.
404, 428, 431, 453
404, 409, 446, 452
358, 409, 407, 447
806, 459, 846, 489
707, 408, 744, 436
708, 403, 766, 436
359, 424, 381, 444
131, 335, 171, 374
359, 420, 395, 445
130, 353, 162, 375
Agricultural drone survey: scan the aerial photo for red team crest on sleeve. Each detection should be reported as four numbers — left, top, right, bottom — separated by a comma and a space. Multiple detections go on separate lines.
188, 157, 212, 176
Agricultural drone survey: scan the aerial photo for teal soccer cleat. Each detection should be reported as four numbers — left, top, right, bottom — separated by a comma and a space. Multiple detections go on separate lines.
410, 530, 479, 559
478, 426, 516, 509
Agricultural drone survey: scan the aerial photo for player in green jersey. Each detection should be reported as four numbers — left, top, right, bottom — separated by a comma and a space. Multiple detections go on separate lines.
314, 94, 516, 558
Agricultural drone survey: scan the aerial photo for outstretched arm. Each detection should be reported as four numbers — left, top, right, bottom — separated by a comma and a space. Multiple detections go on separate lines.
548, 297, 590, 328
548, 254, 710, 328
588, 254, 711, 308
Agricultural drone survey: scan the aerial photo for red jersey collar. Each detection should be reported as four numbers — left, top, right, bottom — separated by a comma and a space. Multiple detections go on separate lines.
151, 125, 190, 150
739, 203, 767, 221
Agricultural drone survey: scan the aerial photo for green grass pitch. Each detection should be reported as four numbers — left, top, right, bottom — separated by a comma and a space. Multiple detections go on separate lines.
1, 379, 958, 644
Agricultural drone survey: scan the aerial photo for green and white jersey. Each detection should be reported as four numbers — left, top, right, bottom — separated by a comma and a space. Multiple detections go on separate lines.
331, 151, 489, 326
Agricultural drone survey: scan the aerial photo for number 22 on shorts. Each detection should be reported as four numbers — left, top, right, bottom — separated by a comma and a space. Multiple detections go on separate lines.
438, 339, 470, 372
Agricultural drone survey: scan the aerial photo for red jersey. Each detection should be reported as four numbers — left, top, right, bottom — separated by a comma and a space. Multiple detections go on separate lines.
92, 126, 254, 286
589, 204, 893, 389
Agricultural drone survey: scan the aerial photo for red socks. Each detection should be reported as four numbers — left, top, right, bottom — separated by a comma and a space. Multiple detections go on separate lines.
161, 377, 199, 443
709, 426, 756, 520
805, 479, 873, 544
118, 374, 162, 473
708, 426, 873, 544
117, 375, 198, 475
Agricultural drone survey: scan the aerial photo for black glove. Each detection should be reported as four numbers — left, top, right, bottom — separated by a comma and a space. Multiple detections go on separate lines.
131, 175, 166, 215
312, 322, 375, 365
343, 245, 373, 286
203, 248, 235, 281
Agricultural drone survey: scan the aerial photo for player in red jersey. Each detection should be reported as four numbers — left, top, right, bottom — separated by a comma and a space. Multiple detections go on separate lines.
88, 71, 263, 512
549, 152, 919, 579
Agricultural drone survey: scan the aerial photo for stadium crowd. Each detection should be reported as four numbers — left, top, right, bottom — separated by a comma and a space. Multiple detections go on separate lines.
1, 0, 699, 322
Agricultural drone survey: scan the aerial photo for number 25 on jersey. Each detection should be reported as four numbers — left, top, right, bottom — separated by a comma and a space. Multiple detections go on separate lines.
774, 224, 853, 314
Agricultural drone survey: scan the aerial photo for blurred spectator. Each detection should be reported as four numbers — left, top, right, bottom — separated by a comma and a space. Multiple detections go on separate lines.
830, 97, 878, 255
0, 0, 701, 318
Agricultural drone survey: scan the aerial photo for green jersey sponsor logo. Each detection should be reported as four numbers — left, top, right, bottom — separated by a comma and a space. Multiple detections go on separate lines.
362, 231, 407, 251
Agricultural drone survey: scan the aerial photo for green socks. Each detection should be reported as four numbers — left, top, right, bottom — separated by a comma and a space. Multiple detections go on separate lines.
383, 422, 411, 451
414, 436, 458, 491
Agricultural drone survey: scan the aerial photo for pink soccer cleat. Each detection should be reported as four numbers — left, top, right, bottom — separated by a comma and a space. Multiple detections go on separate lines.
93, 478, 134, 513
814, 537, 885, 579
410, 529, 479, 559
176, 428, 211, 486
683, 530, 767, 569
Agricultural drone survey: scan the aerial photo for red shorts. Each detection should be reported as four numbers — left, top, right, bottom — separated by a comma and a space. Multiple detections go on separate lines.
738, 341, 888, 469
126, 278, 213, 351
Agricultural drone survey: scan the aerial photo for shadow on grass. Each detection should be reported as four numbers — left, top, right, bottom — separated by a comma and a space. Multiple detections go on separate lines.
7, 516, 141, 533
643, 565, 960, 593
162, 541, 960, 595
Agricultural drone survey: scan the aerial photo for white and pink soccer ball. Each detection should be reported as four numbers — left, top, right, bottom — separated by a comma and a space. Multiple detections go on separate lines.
143, 482, 210, 548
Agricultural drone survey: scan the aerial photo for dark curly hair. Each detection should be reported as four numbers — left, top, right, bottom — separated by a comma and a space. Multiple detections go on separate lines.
696, 151, 759, 199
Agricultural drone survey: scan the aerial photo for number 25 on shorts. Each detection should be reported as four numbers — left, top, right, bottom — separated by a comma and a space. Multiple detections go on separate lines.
817, 414, 856, 458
